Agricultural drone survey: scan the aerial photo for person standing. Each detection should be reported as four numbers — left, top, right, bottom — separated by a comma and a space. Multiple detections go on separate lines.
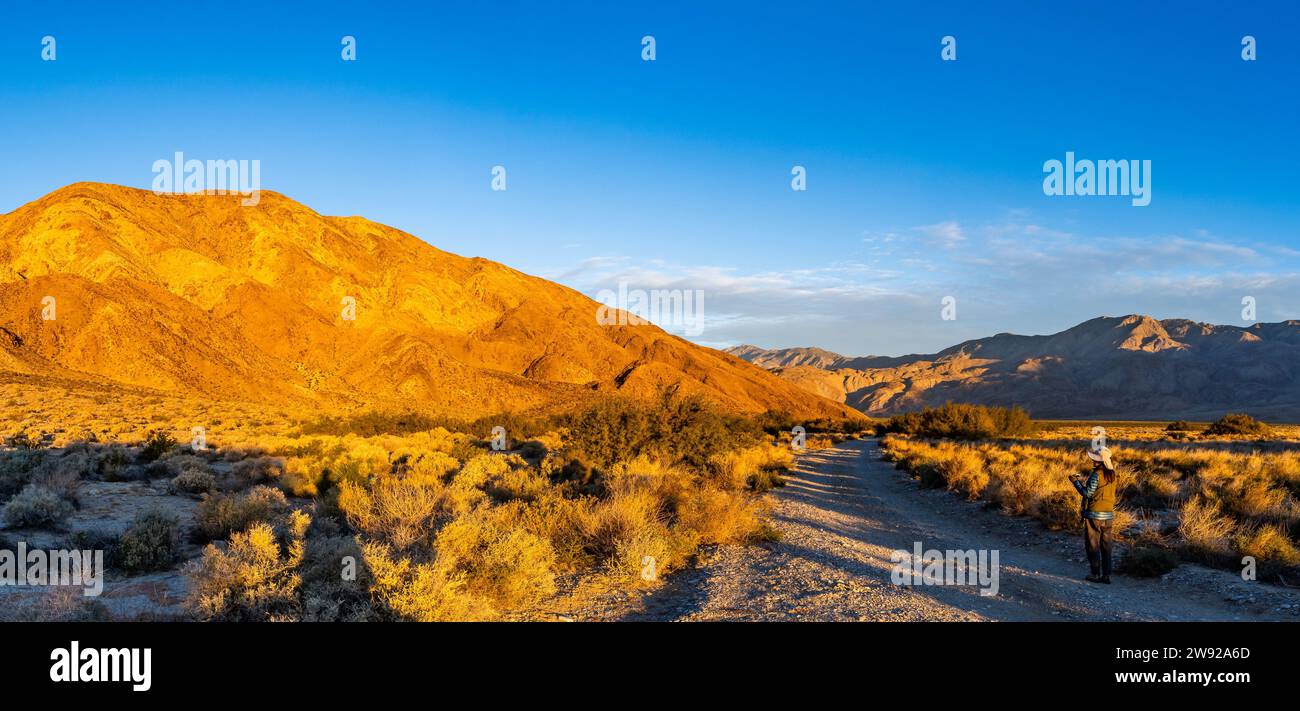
1070, 446, 1117, 584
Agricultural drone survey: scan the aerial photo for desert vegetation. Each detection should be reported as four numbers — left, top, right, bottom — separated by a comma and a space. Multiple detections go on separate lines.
881, 406, 1300, 581
0, 384, 854, 621
877, 402, 1036, 440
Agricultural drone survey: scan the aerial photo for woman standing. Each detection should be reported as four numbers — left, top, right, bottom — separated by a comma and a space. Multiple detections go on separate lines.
1071, 446, 1117, 584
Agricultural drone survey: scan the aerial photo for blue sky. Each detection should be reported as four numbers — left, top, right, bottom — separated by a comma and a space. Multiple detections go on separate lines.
2, 1, 1298, 355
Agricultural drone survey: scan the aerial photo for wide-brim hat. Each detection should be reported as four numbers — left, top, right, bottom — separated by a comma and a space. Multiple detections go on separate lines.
1086, 446, 1114, 469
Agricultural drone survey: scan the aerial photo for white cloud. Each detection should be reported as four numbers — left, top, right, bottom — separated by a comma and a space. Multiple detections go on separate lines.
546, 217, 1300, 356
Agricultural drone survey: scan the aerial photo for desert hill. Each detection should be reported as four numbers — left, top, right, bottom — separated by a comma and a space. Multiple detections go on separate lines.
0, 182, 858, 420
727, 315, 1300, 420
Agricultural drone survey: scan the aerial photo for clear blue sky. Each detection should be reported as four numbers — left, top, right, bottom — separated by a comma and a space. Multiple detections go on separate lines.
2, 1, 1297, 355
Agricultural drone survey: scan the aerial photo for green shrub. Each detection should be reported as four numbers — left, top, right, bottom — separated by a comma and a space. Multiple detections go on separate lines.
67, 529, 119, 569
1203, 413, 1272, 437
117, 508, 182, 573
302, 410, 468, 437
189, 512, 309, 621
138, 429, 178, 463
5, 431, 41, 449
169, 467, 216, 495
747, 468, 786, 493
1119, 542, 1180, 577
1, 485, 73, 528
0, 448, 47, 500
564, 392, 762, 471
193, 485, 288, 542
1037, 490, 1082, 531
878, 403, 1036, 440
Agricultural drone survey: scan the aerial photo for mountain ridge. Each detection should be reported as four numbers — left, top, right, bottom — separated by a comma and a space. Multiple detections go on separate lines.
1, 182, 859, 420
727, 315, 1300, 420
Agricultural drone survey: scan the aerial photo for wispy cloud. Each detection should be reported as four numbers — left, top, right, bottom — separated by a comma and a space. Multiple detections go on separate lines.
547, 216, 1300, 356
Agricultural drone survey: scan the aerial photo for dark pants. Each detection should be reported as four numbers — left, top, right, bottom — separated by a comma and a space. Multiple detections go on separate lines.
1083, 518, 1113, 577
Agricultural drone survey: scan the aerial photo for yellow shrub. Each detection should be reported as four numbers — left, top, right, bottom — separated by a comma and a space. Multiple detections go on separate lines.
1179, 497, 1236, 558
361, 541, 485, 621
433, 502, 557, 608
1233, 523, 1300, 566
337, 477, 451, 551
189, 511, 309, 621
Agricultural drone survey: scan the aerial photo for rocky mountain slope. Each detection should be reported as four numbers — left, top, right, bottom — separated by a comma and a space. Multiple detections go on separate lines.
0, 182, 857, 419
728, 315, 1300, 420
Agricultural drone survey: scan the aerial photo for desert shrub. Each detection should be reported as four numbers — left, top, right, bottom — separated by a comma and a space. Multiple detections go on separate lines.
94, 447, 133, 481
1036, 490, 1081, 530
510, 494, 593, 572
432, 502, 557, 608
361, 540, 483, 621
937, 448, 989, 499
878, 403, 1036, 440
675, 487, 767, 545
0, 448, 47, 500
577, 471, 697, 581
882, 436, 1300, 578
117, 507, 182, 573
391, 450, 459, 485
229, 456, 285, 488
0, 587, 111, 622
138, 429, 177, 463
188, 512, 309, 621
1178, 497, 1236, 561
563, 393, 762, 472
5, 431, 41, 449
466, 411, 553, 443
748, 468, 787, 493
1119, 541, 1180, 577
66, 529, 119, 570
1233, 523, 1300, 569
710, 443, 793, 491
1, 485, 74, 528
299, 535, 374, 622
337, 476, 458, 551
303, 410, 467, 437
1165, 420, 1195, 433
1203, 413, 1272, 437
169, 467, 216, 495
478, 460, 551, 502
193, 485, 288, 542
1124, 463, 1183, 509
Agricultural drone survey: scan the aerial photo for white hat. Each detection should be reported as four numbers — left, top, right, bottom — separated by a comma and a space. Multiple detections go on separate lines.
1087, 446, 1114, 469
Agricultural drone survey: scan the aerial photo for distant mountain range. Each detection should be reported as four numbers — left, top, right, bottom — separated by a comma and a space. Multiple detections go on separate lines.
727, 315, 1300, 421
0, 182, 857, 420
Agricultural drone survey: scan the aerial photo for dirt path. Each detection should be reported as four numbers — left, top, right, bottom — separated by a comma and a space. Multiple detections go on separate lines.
593, 439, 1300, 621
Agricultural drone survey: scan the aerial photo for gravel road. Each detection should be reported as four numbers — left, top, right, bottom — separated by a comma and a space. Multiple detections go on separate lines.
589, 438, 1300, 622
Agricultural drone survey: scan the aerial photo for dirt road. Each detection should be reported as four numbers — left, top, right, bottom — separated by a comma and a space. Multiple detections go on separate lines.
596, 439, 1300, 621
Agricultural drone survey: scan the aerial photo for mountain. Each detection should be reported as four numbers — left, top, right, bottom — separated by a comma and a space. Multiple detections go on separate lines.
0, 182, 858, 420
727, 315, 1300, 420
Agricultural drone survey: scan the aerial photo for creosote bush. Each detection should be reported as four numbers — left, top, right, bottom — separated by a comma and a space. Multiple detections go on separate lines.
117, 507, 182, 573
189, 511, 310, 621
169, 466, 215, 495
1203, 413, 1272, 438
1, 485, 74, 529
878, 403, 1037, 440
138, 429, 178, 463
193, 485, 288, 542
